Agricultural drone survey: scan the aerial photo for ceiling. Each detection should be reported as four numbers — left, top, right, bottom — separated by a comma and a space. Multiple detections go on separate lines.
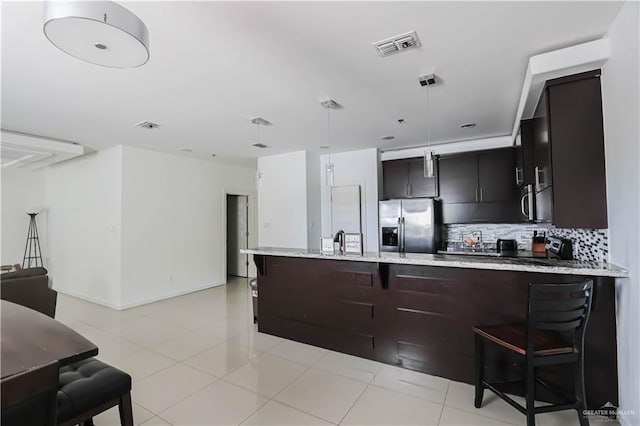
1, 1, 623, 167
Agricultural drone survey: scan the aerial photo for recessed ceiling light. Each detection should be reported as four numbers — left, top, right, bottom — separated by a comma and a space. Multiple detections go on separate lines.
180, 148, 192, 152
461, 123, 476, 129
252, 143, 268, 149
381, 136, 395, 141
136, 121, 160, 129
211, 154, 216, 157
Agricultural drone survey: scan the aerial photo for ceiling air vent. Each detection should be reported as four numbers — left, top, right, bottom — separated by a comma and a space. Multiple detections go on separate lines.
373, 31, 421, 57
252, 143, 268, 149
136, 121, 161, 129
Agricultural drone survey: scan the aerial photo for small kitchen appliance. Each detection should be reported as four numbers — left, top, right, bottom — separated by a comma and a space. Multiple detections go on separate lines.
545, 236, 574, 260
496, 239, 518, 257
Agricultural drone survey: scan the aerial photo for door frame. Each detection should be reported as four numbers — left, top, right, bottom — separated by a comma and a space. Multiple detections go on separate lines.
221, 188, 257, 282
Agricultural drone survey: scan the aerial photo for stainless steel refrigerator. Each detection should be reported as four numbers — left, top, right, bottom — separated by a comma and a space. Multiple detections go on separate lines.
379, 198, 441, 253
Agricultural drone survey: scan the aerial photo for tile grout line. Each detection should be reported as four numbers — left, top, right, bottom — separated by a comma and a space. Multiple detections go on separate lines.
436, 381, 451, 425
336, 379, 371, 425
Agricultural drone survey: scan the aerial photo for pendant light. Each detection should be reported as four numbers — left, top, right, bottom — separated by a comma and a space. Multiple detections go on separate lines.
43, 1, 150, 68
321, 99, 340, 187
423, 75, 436, 178
252, 117, 271, 190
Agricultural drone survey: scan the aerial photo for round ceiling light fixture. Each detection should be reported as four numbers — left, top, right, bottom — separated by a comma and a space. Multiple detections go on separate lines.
43, 1, 150, 68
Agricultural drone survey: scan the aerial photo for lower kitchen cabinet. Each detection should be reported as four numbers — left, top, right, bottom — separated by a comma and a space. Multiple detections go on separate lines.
255, 255, 618, 411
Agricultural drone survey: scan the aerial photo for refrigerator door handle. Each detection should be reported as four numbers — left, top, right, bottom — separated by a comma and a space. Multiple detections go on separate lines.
527, 184, 535, 221
397, 217, 402, 252
401, 217, 406, 252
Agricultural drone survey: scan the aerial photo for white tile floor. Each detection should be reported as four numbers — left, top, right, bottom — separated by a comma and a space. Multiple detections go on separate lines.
55, 277, 615, 426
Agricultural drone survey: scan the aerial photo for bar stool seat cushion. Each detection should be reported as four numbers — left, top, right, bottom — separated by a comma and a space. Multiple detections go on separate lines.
57, 358, 131, 422
473, 323, 573, 356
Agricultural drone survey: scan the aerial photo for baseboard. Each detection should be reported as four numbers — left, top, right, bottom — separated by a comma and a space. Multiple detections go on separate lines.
118, 281, 225, 309
54, 280, 226, 311
53, 287, 123, 310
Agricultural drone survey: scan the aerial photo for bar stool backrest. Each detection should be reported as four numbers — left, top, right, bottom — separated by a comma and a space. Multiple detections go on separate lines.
526, 281, 594, 355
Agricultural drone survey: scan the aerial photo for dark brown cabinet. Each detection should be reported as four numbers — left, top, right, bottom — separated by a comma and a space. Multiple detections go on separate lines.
546, 71, 607, 228
438, 154, 477, 203
439, 148, 522, 223
519, 69, 608, 228
382, 157, 437, 199
257, 255, 619, 411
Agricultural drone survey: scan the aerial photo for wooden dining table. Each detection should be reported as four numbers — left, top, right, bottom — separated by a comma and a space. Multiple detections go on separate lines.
1, 300, 98, 380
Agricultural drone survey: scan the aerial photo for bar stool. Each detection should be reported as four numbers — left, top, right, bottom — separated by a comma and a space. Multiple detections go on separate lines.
473, 281, 593, 426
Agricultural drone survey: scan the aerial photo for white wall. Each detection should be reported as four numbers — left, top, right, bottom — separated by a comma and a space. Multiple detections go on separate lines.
257, 151, 308, 248
601, 2, 640, 424
320, 148, 380, 252
45, 146, 123, 308
119, 146, 256, 308
306, 151, 322, 249
1, 168, 47, 265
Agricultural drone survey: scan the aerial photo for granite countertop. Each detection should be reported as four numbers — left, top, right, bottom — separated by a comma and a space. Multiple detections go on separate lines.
241, 247, 629, 278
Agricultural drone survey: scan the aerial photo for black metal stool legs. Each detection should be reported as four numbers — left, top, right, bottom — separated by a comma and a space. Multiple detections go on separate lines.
474, 333, 485, 408
575, 354, 589, 426
525, 358, 536, 426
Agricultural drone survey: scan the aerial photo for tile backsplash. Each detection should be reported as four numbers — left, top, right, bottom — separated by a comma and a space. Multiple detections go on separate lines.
443, 224, 608, 262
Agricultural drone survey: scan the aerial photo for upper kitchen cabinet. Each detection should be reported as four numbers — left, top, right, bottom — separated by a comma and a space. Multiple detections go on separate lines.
439, 148, 522, 223
546, 70, 607, 228
382, 157, 438, 199
438, 153, 477, 203
519, 70, 607, 228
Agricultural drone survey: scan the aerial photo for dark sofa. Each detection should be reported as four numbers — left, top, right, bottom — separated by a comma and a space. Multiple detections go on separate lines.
1, 267, 57, 318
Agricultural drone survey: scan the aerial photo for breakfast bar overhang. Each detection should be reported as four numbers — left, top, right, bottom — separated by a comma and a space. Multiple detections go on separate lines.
243, 248, 627, 411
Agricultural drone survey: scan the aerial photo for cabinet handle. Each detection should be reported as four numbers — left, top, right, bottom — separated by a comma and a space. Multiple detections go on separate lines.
515, 167, 523, 185
409, 184, 413, 196
480, 187, 484, 202
475, 187, 478, 202
534, 166, 545, 188
406, 183, 410, 196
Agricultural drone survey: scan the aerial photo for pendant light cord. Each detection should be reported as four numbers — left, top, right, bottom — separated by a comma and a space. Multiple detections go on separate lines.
426, 84, 431, 149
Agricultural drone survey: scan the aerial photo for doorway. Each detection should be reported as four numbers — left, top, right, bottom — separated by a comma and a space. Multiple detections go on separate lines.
226, 194, 249, 278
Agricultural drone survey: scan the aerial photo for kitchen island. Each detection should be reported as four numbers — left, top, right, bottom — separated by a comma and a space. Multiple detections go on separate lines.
242, 247, 627, 410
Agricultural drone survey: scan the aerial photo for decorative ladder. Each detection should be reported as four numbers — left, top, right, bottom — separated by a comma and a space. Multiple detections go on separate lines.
22, 213, 44, 268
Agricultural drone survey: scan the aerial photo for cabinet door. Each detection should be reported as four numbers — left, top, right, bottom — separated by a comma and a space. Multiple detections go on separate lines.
519, 119, 536, 186
547, 72, 607, 228
382, 160, 408, 200
407, 158, 438, 198
478, 149, 520, 203
438, 154, 478, 203
533, 91, 552, 191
